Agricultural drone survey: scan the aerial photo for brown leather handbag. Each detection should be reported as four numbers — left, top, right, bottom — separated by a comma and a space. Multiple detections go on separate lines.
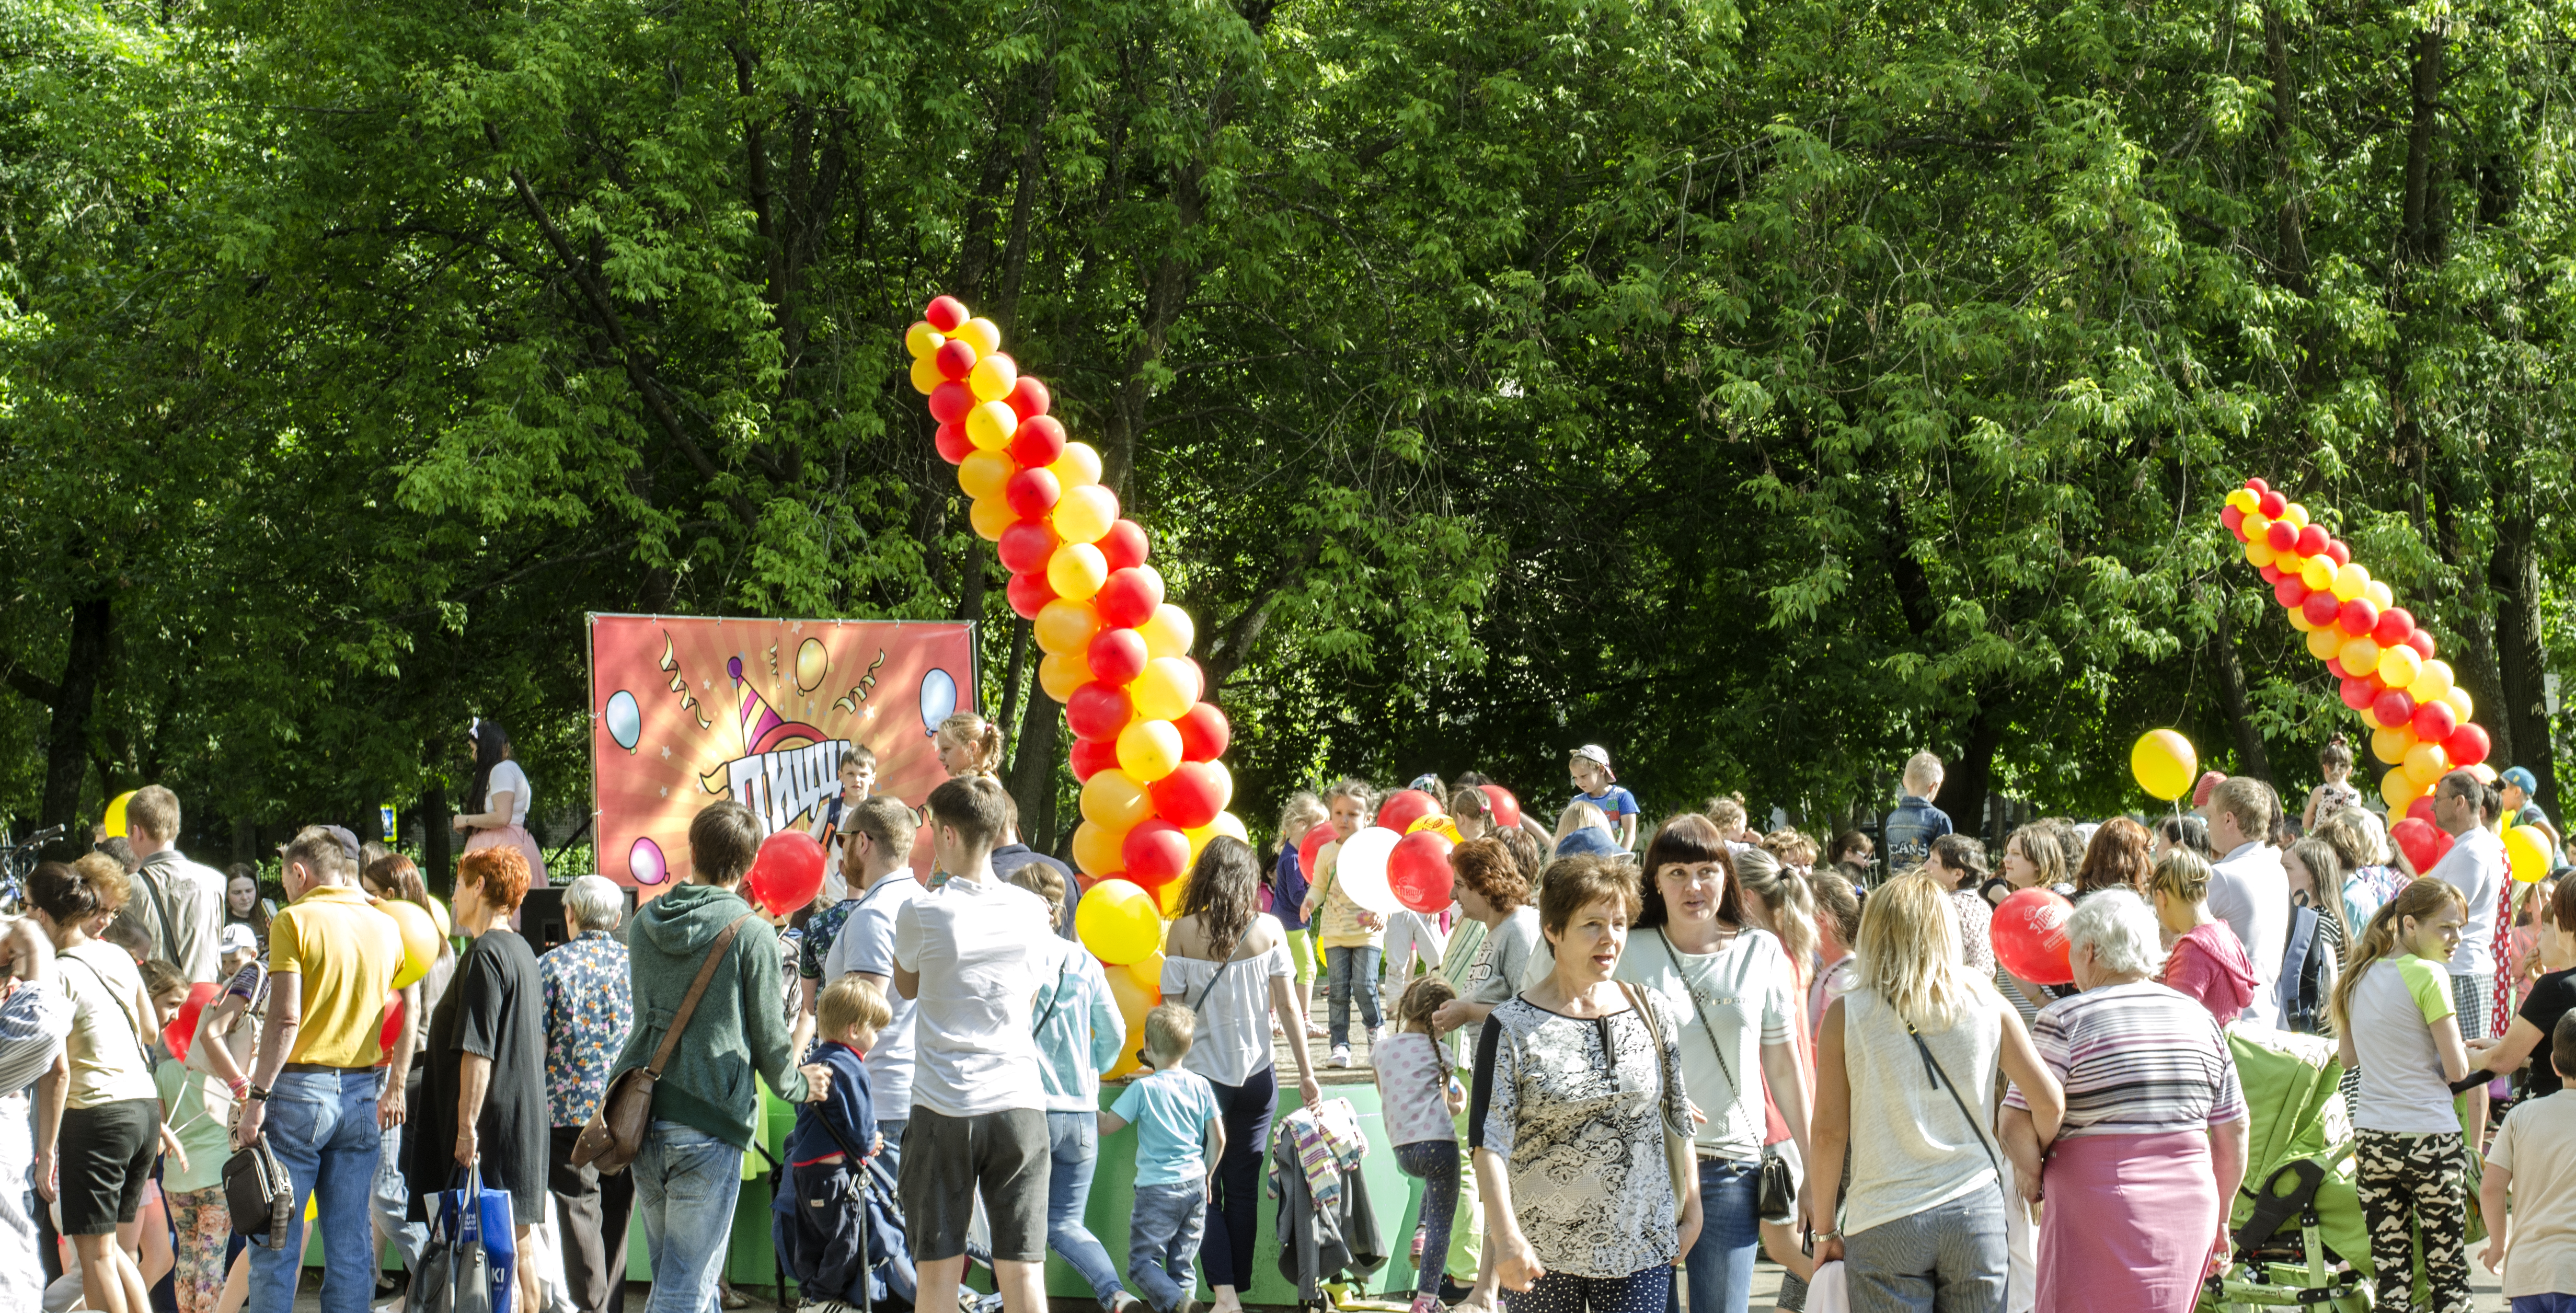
571, 912, 756, 1176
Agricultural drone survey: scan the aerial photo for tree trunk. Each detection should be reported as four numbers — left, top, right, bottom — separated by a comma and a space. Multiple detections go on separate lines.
426, 781, 453, 894
2491, 506, 2555, 810
1008, 696, 1061, 856
2209, 602, 2275, 785
40, 593, 112, 845
1935, 686, 2009, 843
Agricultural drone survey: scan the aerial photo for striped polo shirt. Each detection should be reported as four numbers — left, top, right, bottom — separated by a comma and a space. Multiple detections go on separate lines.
2003, 981, 2246, 1139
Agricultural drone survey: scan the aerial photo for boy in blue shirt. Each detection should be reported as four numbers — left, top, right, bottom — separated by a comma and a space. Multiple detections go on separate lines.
1882, 751, 1953, 877
789, 975, 887, 1167
779, 975, 898, 1313
1568, 744, 1640, 851
1101, 1006, 1225, 1313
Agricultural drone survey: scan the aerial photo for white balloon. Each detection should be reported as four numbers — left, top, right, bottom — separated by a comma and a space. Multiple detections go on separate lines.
1333, 826, 1403, 915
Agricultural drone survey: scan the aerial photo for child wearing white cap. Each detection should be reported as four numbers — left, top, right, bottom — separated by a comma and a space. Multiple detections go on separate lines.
1568, 745, 1640, 851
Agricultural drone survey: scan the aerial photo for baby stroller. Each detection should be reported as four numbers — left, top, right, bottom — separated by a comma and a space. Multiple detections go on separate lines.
2200, 1028, 2373, 1312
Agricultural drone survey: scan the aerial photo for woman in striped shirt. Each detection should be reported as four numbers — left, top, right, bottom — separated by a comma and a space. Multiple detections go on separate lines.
2000, 889, 2250, 1313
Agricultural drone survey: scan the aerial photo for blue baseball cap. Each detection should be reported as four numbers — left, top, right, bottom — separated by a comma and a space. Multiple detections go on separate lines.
2502, 766, 2540, 795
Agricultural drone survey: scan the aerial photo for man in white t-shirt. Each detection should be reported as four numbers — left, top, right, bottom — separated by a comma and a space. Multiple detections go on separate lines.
893, 776, 1054, 1313
2205, 776, 2288, 1030
2431, 768, 2508, 1144
819, 796, 922, 1168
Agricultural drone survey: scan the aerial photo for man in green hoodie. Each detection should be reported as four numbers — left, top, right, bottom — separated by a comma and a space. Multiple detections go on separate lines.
611, 800, 828, 1313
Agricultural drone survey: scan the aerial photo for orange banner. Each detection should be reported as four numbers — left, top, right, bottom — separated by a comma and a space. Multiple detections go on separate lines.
586, 614, 977, 889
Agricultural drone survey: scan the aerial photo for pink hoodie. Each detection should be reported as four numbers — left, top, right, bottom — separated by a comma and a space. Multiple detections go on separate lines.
2163, 920, 2260, 1027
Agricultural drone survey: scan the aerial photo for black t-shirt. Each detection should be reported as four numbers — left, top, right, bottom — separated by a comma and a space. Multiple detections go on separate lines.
2517, 967, 2576, 1097
408, 928, 549, 1218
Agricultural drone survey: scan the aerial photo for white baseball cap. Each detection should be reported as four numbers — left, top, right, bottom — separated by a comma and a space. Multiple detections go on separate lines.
220, 923, 259, 955
1570, 745, 1615, 779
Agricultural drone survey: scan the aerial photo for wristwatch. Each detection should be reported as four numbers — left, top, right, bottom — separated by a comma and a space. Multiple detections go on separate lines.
246, 1084, 270, 1102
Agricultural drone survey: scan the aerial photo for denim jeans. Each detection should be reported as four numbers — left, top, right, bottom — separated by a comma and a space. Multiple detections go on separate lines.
1128, 1181, 1205, 1313
1046, 1111, 1127, 1308
878, 1118, 906, 1181
247, 1068, 384, 1313
1843, 1189, 2007, 1313
634, 1120, 746, 1313
1668, 1157, 1760, 1313
1394, 1142, 1459, 1296
370, 1067, 426, 1276
1325, 946, 1383, 1047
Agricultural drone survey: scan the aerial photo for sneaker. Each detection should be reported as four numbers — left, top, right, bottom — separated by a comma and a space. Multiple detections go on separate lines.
1329, 1044, 1351, 1068
1408, 1295, 1444, 1313
798, 1302, 853, 1313
1367, 1025, 1386, 1048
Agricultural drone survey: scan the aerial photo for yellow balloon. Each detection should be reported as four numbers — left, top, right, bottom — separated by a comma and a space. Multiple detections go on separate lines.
1407, 814, 1463, 844
2382, 767, 2423, 811
2404, 740, 2452, 787
1076, 877, 1160, 965
2445, 685, 2472, 722
958, 449, 1014, 501
2244, 538, 2278, 568
1082, 768, 1156, 832
1103, 968, 1157, 1080
103, 790, 136, 838
1156, 873, 1193, 915
2338, 635, 2382, 677
953, 316, 1003, 357
2467, 762, 2498, 785
2129, 729, 2197, 801
2286, 607, 2317, 634
2226, 489, 2258, 513
1071, 820, 1128, 878
2300, 556, 2338, 591
2332, 560, 2371, 602
1048, 541, 1110, 602
1210, 810, 1248, 844
1050, 441, 1104, 490
905, 322, 946, 360
1125, 950, 1166, 992
2364, 581, 2393, 610
2409, 659, 2455, 705
1130, 656, 1203, 722
2371, 724, 2417, 766
968, 494, 1017, 542
1038, 650, 1092, 701
2279, 503, 2309, 531
1138, 604, 1196, 660
910, 355, 944, 396
969, 353, 1019, 403
1033, 597, 1103, 656
2306, 627, 2344, 660
2241, 513, 2272, 543
1117, 719, 1183, 782
2376, 644, 2423, 694
2508, 825, 2554, 883
383, 899, 441, 990
965, 399, 1019, 450
1053, 484, 1118, 544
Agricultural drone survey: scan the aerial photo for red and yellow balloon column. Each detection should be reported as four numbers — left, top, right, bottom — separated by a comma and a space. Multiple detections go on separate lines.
2220, 477, 2492, 813
906, 295, 1240, 1075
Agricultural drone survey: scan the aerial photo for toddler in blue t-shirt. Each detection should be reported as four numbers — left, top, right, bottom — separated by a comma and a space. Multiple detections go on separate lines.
1101, 1005, 1225, 1313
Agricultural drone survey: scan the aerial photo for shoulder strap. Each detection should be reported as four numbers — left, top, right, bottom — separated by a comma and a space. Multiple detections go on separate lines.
1653, 929, 1741, 1099
1030, 952, 1077, 1036
62, 951, 152, 1066
139, 861, 183, 964
646, 912, 758, 1078
1904, 1019, 2001, 1178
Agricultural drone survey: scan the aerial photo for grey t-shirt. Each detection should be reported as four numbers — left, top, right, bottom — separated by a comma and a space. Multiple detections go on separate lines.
1453, 907, 1544, 1066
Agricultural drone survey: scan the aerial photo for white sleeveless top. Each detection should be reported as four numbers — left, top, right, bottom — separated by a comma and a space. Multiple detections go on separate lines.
1838, 987, 2007, 1236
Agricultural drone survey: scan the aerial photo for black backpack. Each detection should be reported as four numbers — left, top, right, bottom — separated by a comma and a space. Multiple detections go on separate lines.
2279, 904, 2334, 1034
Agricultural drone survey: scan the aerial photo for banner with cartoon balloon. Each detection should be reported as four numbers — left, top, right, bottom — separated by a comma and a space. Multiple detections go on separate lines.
586, 613, 974, 895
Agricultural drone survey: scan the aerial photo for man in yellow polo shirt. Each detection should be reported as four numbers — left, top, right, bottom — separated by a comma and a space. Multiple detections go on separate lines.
232, 825, 410, 1313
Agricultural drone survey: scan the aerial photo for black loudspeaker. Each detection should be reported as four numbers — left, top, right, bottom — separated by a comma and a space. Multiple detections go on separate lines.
519, 888, 573, 954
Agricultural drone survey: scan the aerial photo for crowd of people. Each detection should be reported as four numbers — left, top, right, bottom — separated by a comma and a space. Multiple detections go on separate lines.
6, 729, 2576, 1313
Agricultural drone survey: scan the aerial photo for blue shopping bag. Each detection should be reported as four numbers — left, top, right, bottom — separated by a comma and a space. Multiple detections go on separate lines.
435, 1165, 518, 1313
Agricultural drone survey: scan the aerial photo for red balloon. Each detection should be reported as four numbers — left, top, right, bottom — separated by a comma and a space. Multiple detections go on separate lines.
1070, 736, 1120, 781
1376, 789, 1444, 835
1990, 888, 2075, 986
377, 993, 404, 1064
2374, 607, 2415, 647
1005, 467, 1062, 520
998, 520, 1062, 575
1066, 682, 1135, 742
2266, 521, 2298, 551
1389, 831, 1457, 913
925, 296, 969, 331
2259, 565, 2284, 584
2297, 524, 2329, 556
2301, 592, 2342, 627
1297, 822, 1337, 881
1087, 628, 1149, 686
2337, 597, 2380, 636
2246, 477, 2270, 494
2406, 629, 2436, 660
936, 339, 978, 381
2258, 490, 2287, 519
928, 381, 974, 424
1006, 376, 1052, 420
1005, 571, 1056, 619
747, 830, 827, 916
1479, 784, 1523, 828
2412, 699, 2458, 746
1148, 762, 1226, 830
2326, 657, 2350, 680
2220, 505, 2246, 537
1009, 414, 1067, 468
2325, 539, 2352, 567
2446, 722, 2492, 767
2407, 796, 2437, 824
1098, 521, 1151, 572
1096, 567, 1166, 629
1123, 819, 1191, 880
2273, 576, 2309, 608
2372, 688, 2416, 730
165, 982, 221, 1065
2339, 677, 2376, 712
1175, 702, 1231, 763
2391, 816, 2452, 873
934, 422, 974, 465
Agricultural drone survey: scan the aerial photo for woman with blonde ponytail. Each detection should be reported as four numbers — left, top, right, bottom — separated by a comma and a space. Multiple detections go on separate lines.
935, 712, 1005, 779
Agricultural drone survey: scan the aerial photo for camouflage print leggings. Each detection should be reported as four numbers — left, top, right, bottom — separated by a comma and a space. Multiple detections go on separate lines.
2353, 1128, 2471, 1313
